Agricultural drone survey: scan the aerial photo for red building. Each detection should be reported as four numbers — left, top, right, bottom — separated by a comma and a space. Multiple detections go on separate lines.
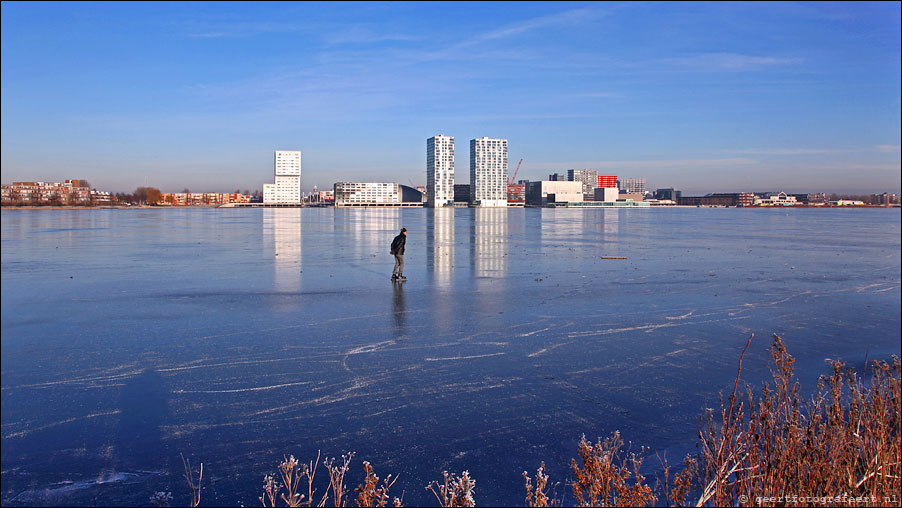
738, 192, 755, 207
597, 175, 617, 188
507, 184, 525, 204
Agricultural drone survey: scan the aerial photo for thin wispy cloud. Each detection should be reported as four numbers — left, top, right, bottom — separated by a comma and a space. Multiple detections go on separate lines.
578, 92, 623, 98
662, 52, 801, 71
436, 112, 608, 122
408, 5, 607, 64
472, 6, 607, 44
186, 7, 612, 114
184, 4, 612, 118
182, 21, 313, 38
322, 26, 420, 45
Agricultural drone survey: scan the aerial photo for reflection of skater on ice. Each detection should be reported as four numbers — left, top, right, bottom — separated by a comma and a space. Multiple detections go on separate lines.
390, 227, 407, 280
392, 277, 406, 337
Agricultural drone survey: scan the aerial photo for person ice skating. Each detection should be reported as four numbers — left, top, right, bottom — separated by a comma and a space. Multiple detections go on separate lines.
390, 227, 407, 280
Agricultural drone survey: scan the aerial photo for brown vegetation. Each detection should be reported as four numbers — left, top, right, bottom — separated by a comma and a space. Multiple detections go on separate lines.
426, 470, 477, 507
181, 453, 203, 508
692, 335, 901, 507
569, 432, 656, 507
171, 334, 897, 507
523, 462, 557, 507
257, 451, 402, 508
526, 335, 900, 507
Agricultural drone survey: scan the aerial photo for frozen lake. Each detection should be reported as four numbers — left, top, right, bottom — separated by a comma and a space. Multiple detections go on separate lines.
2, 207, 900, 506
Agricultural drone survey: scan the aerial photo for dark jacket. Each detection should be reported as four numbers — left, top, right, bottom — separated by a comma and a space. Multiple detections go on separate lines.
390, 233, 406, 255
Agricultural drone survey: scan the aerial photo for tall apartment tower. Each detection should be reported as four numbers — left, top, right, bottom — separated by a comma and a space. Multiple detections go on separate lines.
568, 169, 599, 198
426, 135, 455, 207
470, 137, 508, 207
264, 150, 302, 204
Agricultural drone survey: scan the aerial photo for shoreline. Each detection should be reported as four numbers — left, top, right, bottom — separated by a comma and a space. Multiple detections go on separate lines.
2, 204, 900, 210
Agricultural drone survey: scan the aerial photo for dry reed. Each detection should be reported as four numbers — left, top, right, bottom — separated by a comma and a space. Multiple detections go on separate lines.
195, 333, 898, 507
258, 452, 401, 507
354, 460, 402, 507
694, 334, 901, 507
569, 431, 656, 507
523, 462, 560, 507
426, 470, 477, 507
181, 453, 203, 508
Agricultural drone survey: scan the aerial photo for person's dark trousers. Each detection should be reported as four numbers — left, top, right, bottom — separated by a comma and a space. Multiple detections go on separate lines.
392, 254, 404, 275
393, 254, 405, 276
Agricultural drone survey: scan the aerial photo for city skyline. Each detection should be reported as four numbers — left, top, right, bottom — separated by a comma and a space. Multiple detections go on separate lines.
1, 2, 900, 195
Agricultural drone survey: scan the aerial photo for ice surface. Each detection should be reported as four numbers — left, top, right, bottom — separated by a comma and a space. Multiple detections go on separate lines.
2, 207, 900, 506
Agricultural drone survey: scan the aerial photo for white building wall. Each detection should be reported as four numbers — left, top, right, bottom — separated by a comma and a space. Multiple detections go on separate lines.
265, 150, 302, 204
470, 137, 508, 207
263, 184, 276, 203
333, 182, 401, 206
274, 175, 301, 203
535, 181, 583, 204
427, 135, 455, 207
594, 187, 620, 202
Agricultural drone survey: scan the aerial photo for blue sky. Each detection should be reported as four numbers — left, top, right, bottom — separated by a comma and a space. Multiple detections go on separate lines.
2, 1, 900, 194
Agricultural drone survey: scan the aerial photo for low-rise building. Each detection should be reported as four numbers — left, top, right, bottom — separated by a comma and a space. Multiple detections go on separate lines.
593, 187, 620, 202
876, 192, 899, 205
653, 188, 682, 202
526, 181, 583, 206
679, 193, 754, 207
618, 192, 645, 202
618, 177, 646, 194
507, 183, 525, 205
454, 184, 471, 204
790, 193, 826, 205
333, 182, 423, 206
755, 192, 798, 206
1, 179, 111, 205
160, 192, 252, 206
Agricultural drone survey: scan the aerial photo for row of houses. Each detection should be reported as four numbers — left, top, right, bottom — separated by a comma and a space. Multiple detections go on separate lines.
1, 180, 114, 205
676, 192, 826, 207
159, 192, 254, 206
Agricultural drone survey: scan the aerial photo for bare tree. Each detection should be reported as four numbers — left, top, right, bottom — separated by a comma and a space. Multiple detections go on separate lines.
134, 187, 149, 204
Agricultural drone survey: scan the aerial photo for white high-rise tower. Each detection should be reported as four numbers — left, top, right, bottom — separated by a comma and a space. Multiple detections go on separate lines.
264, 150, 302, 204
470, 137, 508, 207
426, 135, 455, 207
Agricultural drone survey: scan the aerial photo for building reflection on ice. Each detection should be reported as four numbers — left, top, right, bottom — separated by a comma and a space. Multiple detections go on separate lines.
334, 208, 402, 263
471, 208, 508, 280
264, 208, 302, 293
535, 208, 623, 255
593, 208, 621, 237
426, 208, 455, 287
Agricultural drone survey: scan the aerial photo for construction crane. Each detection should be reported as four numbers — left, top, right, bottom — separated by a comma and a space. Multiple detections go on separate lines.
508, 158, 523, 185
